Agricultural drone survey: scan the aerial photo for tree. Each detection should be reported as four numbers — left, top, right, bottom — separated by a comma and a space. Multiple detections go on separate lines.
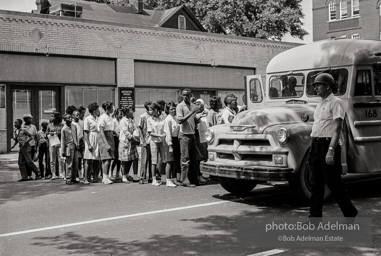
144, 0, 308, 40
85, 0, 308, 40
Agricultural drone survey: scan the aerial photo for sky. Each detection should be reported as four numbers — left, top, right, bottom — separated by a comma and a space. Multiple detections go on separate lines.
0, 0, 313, 43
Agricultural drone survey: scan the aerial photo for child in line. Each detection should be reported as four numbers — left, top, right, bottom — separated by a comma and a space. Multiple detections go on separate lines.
12, 119, 41, 181
138, 101, 152, 184
37, 121, 51, 179
147, 103, 166, 186
61, 114, 79, 185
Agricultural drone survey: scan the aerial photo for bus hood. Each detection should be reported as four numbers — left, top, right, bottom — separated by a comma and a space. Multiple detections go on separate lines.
231, 105, 316, 132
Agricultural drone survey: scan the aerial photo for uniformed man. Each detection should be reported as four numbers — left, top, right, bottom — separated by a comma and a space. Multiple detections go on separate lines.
309, 73, 358, 218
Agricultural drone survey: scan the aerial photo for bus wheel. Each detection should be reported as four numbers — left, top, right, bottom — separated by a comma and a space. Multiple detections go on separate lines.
218, 177, 257, 196
289, 152, 330, 205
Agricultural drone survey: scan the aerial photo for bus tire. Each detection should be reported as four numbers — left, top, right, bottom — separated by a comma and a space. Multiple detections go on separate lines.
289, 151, 330, 205
218, 177, 257, 196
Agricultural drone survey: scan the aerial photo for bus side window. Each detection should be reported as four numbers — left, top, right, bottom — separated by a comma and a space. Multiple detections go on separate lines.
354, 70, 371, 96
374, 67, 381, 96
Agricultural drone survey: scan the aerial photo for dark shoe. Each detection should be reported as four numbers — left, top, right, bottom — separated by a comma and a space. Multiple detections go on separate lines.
66, 181, 73, 185
181, 182, 196, 188
148, 178, 153, 183
173, 180, 182, 186
198, 176, 209, 185
127, 175, 134, 182
18, 178, 28, 182
72, 179, 80, 184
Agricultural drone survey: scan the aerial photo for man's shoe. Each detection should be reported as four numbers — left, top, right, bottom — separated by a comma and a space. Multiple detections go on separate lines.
18, 178, 28, 182
181, 182, 196, 188
83, 179, 90, 185
122, 176, 130, 183
66, 181, 73, 185
198, 176, 209, 185
127, 175, 133, 182
72, 179, 80, 184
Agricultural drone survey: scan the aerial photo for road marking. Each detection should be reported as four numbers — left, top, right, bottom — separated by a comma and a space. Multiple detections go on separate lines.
247, 249, 287, 256
0, 200, 231, 238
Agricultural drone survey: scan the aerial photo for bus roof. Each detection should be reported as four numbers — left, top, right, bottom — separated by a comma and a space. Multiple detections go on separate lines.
266, 39, 381, 74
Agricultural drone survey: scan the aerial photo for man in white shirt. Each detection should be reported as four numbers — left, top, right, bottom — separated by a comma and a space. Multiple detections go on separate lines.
309, 73, 357, 218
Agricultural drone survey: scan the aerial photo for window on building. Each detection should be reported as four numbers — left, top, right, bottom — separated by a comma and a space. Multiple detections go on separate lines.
329, 1, 336, 21
65, 86, 115, 116
0, 85, 5, 130
351, 33, 360, 39
178, 15, 186, 29
352, 0, 359, 16
340, 0, 347, 19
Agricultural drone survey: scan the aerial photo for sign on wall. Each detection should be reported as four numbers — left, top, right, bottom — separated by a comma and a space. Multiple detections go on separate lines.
119, 88, 135, 111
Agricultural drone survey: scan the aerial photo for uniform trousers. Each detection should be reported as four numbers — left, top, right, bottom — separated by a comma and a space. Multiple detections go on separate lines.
309, 138, 357, 217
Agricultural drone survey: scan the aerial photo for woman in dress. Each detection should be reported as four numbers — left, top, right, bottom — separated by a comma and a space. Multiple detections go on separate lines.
110, 108, 123, 180
119, 106, 139, 183
163, 101, 180, 187
47, 111, 64, 180
83, 102, 101, 184
98, 101, 115, 185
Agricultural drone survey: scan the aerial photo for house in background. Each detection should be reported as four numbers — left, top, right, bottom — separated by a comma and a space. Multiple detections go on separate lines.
313, 0, 381, 41
34, 0, 206, 32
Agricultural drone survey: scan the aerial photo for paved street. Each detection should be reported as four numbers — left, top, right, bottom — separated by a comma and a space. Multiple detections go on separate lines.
1, 161, 381, 256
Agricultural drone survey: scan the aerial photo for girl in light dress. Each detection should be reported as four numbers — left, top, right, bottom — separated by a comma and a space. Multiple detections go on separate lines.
98, 101, 116, 185
163, 101, 180, 187
83, 102, 101, 184
119, 106, 139, 183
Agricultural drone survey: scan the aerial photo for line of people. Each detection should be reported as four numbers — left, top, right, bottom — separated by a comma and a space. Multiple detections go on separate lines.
12, 88, 245, 187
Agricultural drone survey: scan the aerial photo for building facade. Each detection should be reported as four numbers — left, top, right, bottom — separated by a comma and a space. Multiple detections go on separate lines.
313, 0, 381, 41
0, 3, 298, 153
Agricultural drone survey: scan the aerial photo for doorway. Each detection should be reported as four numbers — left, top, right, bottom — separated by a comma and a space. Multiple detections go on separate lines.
7, 86, 61, 151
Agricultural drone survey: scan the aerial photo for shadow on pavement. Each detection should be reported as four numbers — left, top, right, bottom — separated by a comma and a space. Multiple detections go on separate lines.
30, 208, 381, 256
0, 180, 87, 206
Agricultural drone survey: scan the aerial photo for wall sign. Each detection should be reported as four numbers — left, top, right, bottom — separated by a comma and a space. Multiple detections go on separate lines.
119, 88, 135, 111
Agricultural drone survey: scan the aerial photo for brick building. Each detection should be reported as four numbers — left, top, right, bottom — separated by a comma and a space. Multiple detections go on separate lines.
313, 0, 381, 41
0, 0, 298, 153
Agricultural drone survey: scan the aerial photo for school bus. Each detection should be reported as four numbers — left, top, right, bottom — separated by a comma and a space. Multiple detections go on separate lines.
201, 39, 381, 203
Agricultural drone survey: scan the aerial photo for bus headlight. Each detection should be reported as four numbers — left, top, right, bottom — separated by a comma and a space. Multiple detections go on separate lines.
205, 129, 214, 142
277, 128, 289, 144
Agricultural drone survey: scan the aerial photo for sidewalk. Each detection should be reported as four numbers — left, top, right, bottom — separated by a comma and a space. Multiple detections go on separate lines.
0, 152, 18, 165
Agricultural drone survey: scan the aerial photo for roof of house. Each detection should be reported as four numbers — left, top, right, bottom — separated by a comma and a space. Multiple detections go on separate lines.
44, 0, 206, 31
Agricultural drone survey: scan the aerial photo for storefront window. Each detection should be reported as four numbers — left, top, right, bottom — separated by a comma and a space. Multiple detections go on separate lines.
0, 85, 5, 129
66, 86, 115, 115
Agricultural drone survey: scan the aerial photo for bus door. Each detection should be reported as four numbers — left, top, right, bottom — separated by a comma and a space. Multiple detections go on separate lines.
346, 66, 381, 173
245, 75, 265, 110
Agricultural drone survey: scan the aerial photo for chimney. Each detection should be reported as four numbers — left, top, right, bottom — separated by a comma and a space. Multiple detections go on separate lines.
131, 0, 144, 14
35, 0, 50, 14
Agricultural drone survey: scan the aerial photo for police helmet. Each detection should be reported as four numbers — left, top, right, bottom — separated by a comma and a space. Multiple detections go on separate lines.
312, 73, 335, 87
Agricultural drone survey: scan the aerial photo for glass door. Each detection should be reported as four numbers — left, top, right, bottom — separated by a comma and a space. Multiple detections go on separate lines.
39, 90, 57, 125
11, 86, 60, 130
12, 89, 32, 123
